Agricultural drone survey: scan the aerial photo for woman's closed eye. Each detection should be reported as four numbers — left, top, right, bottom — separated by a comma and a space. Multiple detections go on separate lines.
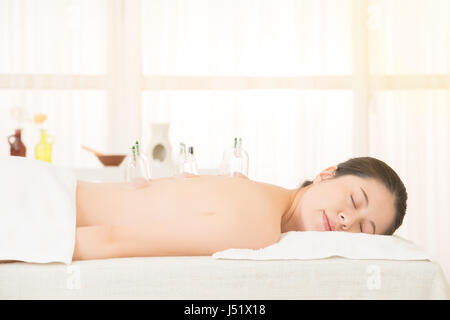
351, 194, 364, 232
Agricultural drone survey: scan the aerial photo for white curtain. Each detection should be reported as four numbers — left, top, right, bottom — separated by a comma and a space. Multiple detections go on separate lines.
0, 0, 449, 282
140, 0, 354, 188
367, 0, 450, 282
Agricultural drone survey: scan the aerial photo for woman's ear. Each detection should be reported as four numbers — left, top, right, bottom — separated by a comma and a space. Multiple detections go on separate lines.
313, 165, 337, 184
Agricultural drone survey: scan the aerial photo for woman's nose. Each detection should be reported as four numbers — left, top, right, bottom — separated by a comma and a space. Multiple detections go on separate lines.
338, 212, 351, 230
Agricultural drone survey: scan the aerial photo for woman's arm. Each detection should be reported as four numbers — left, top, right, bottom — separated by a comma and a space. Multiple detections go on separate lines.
72, 225, 116, 260
72, 222, 224, 260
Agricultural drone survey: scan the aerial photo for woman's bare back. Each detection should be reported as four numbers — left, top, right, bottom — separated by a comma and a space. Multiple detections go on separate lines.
73, 175, 291, 260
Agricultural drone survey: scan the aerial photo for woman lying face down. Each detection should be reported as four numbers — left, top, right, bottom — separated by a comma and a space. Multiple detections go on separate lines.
72, 156, 407, 261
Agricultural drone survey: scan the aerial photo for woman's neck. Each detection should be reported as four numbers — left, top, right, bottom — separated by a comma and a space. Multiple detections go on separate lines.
281, 186, 310, 233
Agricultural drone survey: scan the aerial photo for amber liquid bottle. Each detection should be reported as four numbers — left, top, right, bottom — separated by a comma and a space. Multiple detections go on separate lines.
8, 128, 27, 157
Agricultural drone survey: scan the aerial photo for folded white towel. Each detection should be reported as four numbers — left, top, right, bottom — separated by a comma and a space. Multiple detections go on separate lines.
212, 231, 431, 261
0, 156, 77, 264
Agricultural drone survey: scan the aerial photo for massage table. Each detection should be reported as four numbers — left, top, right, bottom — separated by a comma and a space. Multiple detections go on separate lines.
0, 256, 448, 299
0, 163, 448, 300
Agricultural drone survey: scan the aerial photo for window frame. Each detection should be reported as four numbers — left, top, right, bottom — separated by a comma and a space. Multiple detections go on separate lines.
0, 0, 448, 158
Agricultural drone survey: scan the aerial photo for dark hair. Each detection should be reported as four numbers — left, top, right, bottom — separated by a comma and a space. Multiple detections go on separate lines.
300, 157, 407, 235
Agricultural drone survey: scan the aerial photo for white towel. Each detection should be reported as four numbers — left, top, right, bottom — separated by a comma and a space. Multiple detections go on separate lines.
212, 231, 431, 261
0, 156, 77, 264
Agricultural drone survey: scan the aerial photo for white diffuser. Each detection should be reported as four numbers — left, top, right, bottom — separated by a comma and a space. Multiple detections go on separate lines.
146, 123, 175, 172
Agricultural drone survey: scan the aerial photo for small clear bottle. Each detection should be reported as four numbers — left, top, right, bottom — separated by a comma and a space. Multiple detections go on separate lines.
135, 140, 151, 179
220, 137, 249, 177
124, 144, 151, 188
175, 143, 199, 176
175, 142, 188, 177
186, 146, 199, 175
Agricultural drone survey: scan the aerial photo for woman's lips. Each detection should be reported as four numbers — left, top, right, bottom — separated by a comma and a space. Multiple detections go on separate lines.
322, 211, 334, 231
